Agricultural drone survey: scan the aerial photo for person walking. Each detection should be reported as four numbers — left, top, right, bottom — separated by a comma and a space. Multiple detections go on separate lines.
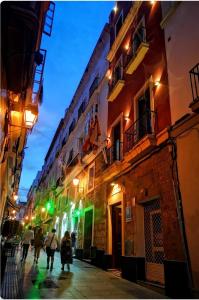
71, 231, 76, 256
34, 227, 44, 264
21, 225, 34, 262
60, 231, 72, 271
44, 228, 59, 271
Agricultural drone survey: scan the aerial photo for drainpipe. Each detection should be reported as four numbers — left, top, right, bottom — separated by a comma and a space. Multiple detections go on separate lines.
168, 130, 193, 294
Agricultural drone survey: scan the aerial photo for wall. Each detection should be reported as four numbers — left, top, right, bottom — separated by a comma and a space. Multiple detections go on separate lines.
176, 121, 199, 289
162, 1, 199, 124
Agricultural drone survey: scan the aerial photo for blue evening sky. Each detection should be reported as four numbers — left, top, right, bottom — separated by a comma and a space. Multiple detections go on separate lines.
19, 1, 113, 202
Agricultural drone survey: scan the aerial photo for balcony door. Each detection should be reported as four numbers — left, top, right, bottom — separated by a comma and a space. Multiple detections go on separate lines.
137, 89, 152, 140
113, 122, 121, 162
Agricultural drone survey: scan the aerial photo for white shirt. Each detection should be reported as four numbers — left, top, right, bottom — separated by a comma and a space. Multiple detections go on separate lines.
22, 230, 34, 244
45, 232, 58, 250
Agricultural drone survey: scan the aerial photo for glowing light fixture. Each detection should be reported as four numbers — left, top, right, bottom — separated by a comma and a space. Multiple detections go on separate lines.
41, 207, 46, 212
24, 105, 38, 129
150, 0, 155, 5
73, 178, 80, 186
12, 210, 16, 214
13, 194, 18, 201
154, 80, 160, 87
125, 43, 130, 51
113, 4, 118, 13
124, 116, 130, 121
111, 182, 115, 186
106, 69, 112, 80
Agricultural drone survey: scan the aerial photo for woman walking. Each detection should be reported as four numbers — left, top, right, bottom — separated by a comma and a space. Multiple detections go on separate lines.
61, 231, 72, 271
34, 227, 44, 264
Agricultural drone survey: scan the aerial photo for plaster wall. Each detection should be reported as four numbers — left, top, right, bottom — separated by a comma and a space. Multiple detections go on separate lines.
176, 123, 199, 289
162, 2, 199, 124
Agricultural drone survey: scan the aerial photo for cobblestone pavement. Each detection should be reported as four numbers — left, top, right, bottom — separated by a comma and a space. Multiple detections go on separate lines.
1, 247, 166, 299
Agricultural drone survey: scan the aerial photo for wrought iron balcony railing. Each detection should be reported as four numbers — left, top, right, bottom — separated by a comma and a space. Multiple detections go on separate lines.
190, 63, 199, 103
106, 140, 123, 165
124, 110, 156, 153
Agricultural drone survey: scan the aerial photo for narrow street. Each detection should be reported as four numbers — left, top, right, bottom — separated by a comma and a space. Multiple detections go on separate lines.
1, 248, 165, 299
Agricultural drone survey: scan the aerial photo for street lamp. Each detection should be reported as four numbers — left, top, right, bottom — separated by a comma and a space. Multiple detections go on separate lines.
72, 178, 84, 193
9, 103, 38, 130
13, 194, 18, 201
24, 105, 38, 128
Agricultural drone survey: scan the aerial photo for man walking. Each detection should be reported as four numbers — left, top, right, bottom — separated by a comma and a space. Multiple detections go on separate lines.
21, 225, 34, 262
44, 228, 59, 271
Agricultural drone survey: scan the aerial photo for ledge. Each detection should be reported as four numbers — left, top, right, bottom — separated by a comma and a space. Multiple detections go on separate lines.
125, 42, 149, 75
124, 134, 156, 164
108, 80, 125, 102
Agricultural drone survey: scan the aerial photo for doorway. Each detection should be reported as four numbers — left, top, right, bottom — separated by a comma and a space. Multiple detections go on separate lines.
144, 199, 165, 284
83, 208, 93, 258
112, 203, 122, 268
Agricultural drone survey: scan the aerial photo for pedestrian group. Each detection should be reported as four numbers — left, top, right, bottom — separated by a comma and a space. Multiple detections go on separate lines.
20, 226, 76, 272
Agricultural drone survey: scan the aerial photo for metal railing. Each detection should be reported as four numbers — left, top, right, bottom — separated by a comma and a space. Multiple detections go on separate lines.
124, 110, 156, 153
32, 48, 46, 104
106, 140, 123, 165
189, 63, 199, 102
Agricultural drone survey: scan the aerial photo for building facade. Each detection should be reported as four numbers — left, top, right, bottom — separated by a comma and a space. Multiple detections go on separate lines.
92, 1, 185, 287
29, 24, 110, 257
161, 1, 199, 295
0, 2, 55, 224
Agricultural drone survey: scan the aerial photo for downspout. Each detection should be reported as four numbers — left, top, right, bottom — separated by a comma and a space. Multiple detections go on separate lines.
168, 128, 193, 294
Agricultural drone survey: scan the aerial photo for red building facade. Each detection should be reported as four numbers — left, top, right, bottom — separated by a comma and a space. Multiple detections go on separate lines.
94, 1, 186, 287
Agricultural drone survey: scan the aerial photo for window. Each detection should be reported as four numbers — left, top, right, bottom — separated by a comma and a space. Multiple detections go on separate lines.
67, 149, 73, 165
88, 165, 95, 191
89, 76, 99, 98
132, 18, 146, 54
78, 100, 86, 119
137, 88, 152, 140
69, 119, 76, 135
115, 10, 123, 38
112, 56, 123, 86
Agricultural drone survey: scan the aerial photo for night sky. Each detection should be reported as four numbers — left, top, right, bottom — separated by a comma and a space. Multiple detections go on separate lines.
19, 1, 113, 202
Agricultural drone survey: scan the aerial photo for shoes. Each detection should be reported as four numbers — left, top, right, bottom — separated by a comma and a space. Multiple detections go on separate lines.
50, 265, 53, 271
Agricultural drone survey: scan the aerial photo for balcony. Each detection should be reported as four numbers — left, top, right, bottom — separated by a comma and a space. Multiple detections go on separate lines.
106, 140, 123, 165
125, 27, 149, 75
124, 110, 156, 154
189, 63, 199, 113
108, 66, 125, 102
65, 154, 79, 175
